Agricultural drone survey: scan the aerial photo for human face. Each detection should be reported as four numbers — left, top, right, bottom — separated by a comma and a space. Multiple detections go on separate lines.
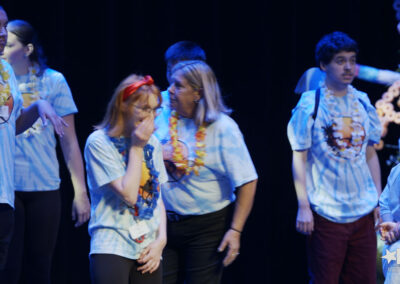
320, 51, 356, 91
168, 70, 200, 118
0, 9, 8, 54
2, 32, 28, 69
124, 93, 159, 133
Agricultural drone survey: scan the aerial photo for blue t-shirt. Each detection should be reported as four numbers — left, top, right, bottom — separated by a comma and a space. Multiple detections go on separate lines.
155, 104, 258, 215
0, 60, 23, 207
85, 130, 167, 259
14, 68, 78, 191
287, 85, 381, 223
379, 164, 400, 222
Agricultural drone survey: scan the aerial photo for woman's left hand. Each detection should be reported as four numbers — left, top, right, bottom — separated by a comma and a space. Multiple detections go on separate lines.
137, 237, 166, 274
218, 228, 241, 267
37, 100, 68, 137
71, 193, 91, 227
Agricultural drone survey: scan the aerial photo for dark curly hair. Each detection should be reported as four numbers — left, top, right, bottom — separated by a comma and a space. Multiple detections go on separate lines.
315, 31, 358, 66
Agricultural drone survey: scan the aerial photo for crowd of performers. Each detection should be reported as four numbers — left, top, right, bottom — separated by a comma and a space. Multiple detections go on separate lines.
1, 3, 400, 284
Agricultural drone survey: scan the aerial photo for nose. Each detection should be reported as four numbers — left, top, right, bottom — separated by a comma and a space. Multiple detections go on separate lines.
344, 60, 352, 70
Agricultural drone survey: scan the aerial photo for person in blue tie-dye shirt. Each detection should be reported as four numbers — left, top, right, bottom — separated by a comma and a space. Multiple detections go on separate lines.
155, 60, 258, 284
288, 31, 382, 284
85, 74, 168, 284
0, 19, 91, 283
0, 5, 66, 274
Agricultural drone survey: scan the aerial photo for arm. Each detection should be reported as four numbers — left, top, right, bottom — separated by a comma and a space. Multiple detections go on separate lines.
218, 178, 257, 267
137, 198, 167, 274
292, 150, 314, 235
366, 146, 382, 224
109, 116, 154, 206
16, 99, 66, 136
59, 114, 90, 227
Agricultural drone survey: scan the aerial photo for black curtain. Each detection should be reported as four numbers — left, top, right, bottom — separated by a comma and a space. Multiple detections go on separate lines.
2, 0, 399, 283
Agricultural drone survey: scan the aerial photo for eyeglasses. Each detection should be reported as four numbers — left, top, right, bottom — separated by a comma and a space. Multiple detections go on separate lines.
134, 105, 163, 116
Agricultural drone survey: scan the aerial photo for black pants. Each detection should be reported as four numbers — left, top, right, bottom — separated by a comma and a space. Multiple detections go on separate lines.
163, 205, 232, 284
90, 254, 162, 284
0, 204, 14, 270
0, 190, 61, 284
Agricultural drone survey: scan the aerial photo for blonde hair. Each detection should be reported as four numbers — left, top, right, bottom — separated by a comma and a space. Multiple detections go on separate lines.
171, 60, 231, 126
96, 74, 161, 136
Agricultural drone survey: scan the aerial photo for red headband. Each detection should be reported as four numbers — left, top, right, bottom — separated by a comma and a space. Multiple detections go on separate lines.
122, 75, 154, 101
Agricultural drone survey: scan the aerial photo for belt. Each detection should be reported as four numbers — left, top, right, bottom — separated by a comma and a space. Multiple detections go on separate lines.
166, 211, 194, 222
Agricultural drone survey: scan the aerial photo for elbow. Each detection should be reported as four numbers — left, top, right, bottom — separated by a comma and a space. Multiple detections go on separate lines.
125, 195, 138, 207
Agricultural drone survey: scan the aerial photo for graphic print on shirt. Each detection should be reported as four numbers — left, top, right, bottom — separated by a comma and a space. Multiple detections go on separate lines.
323, 116, 365, 159
139, 161, 159, 200
0, 92, 13, 124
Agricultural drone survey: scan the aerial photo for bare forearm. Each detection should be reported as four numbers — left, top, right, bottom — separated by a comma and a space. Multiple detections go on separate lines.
110, 146, 143, 206
16, 102, 39, 134
230, 179, 257, 232
292, 150, 309, 208
366, 146, 382, 197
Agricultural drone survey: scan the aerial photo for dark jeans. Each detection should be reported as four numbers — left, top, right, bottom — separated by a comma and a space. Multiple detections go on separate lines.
90, 254, 162, 284
163, 205, 232, 284
0, 190, 61, 284
0, 204, 14, 270
307, 211, 376, 284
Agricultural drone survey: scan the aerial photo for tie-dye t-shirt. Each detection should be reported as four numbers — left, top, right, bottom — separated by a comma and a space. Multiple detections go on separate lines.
84, 130, 167, 259
14, 68, 77, 191
287, 86, 381, 223
0, 59, 23, 207
155, 108, 258, 216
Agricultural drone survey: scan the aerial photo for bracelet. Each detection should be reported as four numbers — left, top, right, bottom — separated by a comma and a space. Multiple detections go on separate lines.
230, 227, 242, 234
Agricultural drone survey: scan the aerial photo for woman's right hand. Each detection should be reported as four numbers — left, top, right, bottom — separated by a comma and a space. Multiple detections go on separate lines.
131, 115, 154, 148
296, 206, 314, 235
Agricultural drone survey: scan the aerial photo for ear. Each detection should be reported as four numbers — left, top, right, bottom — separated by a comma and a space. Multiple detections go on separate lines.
194, 89, 202, 102
24, 43, 34, 58
320, 62, 327, 72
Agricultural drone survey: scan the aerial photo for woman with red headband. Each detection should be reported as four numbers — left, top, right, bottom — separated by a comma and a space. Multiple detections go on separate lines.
84, 74, 168, 284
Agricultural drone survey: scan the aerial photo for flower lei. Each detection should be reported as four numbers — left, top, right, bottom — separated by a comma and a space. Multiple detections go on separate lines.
0, 61, 11, 106
109, 136, 160, 220
18, 66, 43, 137
169, 110, 206, 176
323, 84, 365, 159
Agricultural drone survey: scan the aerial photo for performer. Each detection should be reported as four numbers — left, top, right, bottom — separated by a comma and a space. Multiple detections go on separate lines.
0, 19, 90, 283
0, 6, 66, 275
155, 60, 258, 284
84, 74, 167, 284
378, 162, 400, 284
288, 31, 382, 283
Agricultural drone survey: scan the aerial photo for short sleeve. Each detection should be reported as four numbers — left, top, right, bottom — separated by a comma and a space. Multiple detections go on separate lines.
46, 70, 78, 117
84, 132, 125, 189
358, 92, 381, 145
218, 117, 258, 188
287, 91, 316, 151
379, 164, 400, 220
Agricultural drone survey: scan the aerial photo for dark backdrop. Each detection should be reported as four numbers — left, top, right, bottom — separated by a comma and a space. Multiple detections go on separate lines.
2, 0, 399, 283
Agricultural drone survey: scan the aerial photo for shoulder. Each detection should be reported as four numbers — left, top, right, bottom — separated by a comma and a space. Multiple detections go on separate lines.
351, 87, 372, 105
0, 59, 13, 74
86, 129, 109, 149
41, 68, 68, 84
209, 114, 242, 136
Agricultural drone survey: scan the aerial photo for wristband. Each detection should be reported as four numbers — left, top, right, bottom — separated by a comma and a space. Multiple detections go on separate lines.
230, 227, 242, 234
